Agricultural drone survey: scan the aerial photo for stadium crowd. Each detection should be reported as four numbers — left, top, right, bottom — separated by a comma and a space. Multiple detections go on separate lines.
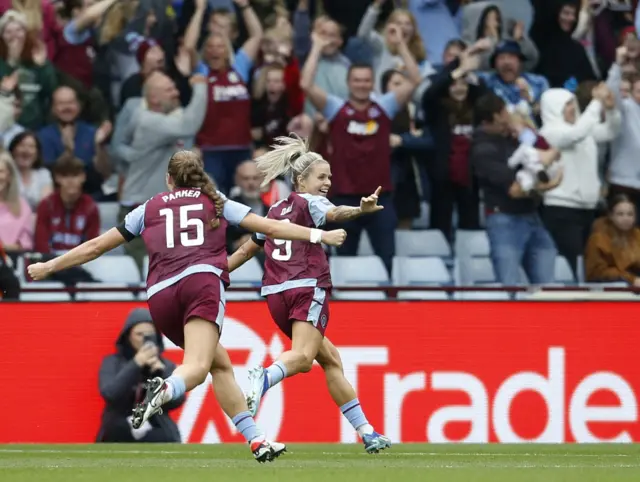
2, 0, 640, 299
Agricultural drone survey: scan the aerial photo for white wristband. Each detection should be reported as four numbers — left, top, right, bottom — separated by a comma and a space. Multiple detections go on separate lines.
310, 228, 322, 244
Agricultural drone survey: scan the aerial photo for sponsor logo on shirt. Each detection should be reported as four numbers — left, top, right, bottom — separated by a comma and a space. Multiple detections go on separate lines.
52, 217, 60, 226
52, 232, 82, 247
280, 204, 293, 216
75, 216, 86, 231
212, 84, 249, 102
346, 120, 379, 136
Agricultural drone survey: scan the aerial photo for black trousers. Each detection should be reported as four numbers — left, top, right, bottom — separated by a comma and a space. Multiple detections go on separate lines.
429, 181, 480, 243
542, 205, 596, 276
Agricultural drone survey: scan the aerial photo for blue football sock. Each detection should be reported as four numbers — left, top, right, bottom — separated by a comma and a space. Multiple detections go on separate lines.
263, 361, 287, 395
340, 398, 371, 433
232, 411, 264, 443
164, 375, 186, 402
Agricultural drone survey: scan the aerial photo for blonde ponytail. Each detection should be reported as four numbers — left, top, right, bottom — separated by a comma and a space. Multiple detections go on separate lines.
255, 134, 326, 188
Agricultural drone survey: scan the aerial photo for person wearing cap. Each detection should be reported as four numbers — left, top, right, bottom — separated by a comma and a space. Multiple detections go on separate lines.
96, 307, 184, 443
477, 40, 549, 118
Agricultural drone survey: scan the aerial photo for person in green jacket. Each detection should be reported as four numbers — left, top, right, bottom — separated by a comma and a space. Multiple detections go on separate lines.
0, 10, 57, 130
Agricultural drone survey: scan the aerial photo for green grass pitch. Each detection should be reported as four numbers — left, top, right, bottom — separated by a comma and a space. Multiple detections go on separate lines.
0, 443, 639, 482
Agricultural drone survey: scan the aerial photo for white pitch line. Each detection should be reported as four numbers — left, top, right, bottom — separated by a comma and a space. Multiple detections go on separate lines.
0, 449, 636, 458
0, 449, 187, 454
320, 452, 635, 457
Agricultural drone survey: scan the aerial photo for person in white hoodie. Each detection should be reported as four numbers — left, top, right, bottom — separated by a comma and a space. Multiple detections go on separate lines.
539, 83, 622, 275
606, 45, 640, 221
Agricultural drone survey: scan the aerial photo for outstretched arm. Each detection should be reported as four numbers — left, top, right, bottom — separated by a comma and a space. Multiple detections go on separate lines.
326, 186, 384, 223
239, 213, 346, 246
27, 228, 126, 280
228, 238, 263, 272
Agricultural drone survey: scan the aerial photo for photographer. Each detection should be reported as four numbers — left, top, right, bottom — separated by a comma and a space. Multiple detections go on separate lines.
96, 308, 184, 443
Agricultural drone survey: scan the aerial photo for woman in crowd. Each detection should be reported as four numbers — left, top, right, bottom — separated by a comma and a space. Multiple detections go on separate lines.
532, 0, 598, 87
196, 0, 263, 193
539, 82, 621, 275
0, 150, 32, 252
9, 130, 51, 210
0, 10, 57, 130
1, 0, 59, 60
461, 1, 539, 71
357, 0, 431, 92
422, 49, 485, 242
585, 194, 640, 286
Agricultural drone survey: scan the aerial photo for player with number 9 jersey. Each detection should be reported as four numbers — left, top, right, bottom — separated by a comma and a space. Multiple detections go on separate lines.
26, 150, 347, 463
228, 136, 391, 454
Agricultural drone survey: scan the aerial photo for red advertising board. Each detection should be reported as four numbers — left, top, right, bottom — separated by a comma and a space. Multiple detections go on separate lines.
0, 301, 638, 444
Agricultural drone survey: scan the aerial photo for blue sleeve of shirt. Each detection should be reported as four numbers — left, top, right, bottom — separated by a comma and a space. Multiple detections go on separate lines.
378, 91, 400, 119
322, 94, 345, 123
232, 49, 253, 84
123, 203, 147, 237
218, 191, 252, 226
63, 21, 91, 45
306, 195, 335, 227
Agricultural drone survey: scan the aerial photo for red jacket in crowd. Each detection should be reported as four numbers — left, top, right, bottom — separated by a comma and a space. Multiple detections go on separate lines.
34, 192, 100, 253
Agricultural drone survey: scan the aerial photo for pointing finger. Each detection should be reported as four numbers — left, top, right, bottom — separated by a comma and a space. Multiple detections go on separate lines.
374, 186, 382, 196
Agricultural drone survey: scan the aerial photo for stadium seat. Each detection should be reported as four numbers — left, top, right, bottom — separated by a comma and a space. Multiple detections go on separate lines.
554, 256, 575, 284
75, 283, 137, 301
455, 256, 529, 286
357, 232, 374, 256
84, 256, 141, 283
330, 256, 388, 300
396, 230, 451, 257
455, 256, 495, 285
455, 230, 490, 257
98, 202, 119, 231
392, 256, 452, 286
19, 282, 71, 301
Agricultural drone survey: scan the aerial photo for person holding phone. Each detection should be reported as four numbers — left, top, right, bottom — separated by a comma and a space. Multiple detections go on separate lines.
96, 308, 184, 443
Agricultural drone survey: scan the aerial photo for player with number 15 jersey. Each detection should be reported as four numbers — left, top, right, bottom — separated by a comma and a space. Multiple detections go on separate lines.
228, 135, 391, 453
27, 150, 347, 463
